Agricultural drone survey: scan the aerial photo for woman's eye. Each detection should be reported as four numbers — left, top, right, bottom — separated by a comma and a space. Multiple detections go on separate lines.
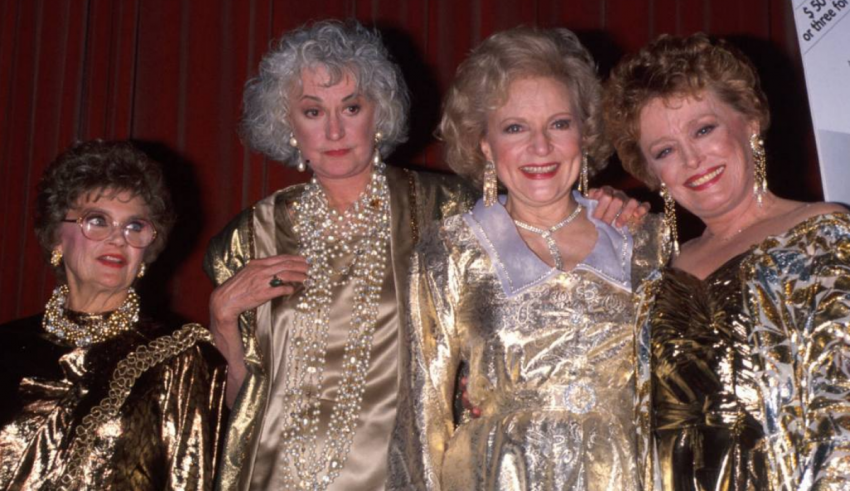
345, 104, 361, 115
504, 124, 523, 134
552, 119, 572, 130
84, 214, 109, 227
304, 109, 320, 118
654, 148, 672, 160
696, 124, 716, 137
125, 221, 147, 233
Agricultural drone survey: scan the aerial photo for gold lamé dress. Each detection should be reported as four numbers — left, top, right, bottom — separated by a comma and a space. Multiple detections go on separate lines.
0, 314, 227, 491
388, 193, 667, 490
634, 213, 850, 491
204, 166, 476, 491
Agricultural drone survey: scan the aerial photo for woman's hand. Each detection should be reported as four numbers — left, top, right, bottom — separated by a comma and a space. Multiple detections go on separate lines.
587, 186, 650, 227
209, 254, 309, 406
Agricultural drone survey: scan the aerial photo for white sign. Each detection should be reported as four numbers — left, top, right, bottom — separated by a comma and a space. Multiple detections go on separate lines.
792, 0, 850, 204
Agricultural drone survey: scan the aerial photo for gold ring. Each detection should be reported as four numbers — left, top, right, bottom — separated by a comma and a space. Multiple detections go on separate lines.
269, 275, 284, 287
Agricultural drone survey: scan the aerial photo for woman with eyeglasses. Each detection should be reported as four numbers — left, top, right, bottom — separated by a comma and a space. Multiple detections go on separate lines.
0, 140, 226, 490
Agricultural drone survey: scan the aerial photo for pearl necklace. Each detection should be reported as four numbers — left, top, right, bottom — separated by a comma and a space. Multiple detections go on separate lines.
281, 158, 390, 490
513, 204, 584, 270
42, 285, 140, 347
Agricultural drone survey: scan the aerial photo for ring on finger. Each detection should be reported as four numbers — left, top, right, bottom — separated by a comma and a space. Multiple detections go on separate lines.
269, 275, 285, 288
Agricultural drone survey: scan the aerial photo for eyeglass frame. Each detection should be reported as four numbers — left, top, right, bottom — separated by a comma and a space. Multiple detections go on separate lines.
61, 211, 158, 248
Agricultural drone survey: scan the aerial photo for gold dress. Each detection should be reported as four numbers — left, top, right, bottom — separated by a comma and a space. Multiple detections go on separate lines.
0, 314, 227, 491
388, 193, 667, 490
204, 166, 475, 491
634, 213, 850, 491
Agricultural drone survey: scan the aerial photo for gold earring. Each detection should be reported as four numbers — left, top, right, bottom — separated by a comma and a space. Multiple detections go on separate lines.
578, 151, 589, 197
137, 262, 146, 279
290, 134, 306, 172
660, 183, 680, 257
483, 161, 498, 207
372, 132, 384, 167
50, 249, 63, 267
750, 133, 767, 206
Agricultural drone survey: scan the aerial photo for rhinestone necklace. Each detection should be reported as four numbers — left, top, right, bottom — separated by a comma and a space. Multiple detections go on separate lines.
281, 158, 390, 490
42, 285, 140, 347
513, 203, 584, 270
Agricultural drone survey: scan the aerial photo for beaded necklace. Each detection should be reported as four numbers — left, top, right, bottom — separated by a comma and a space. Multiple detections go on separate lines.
513, 204, 584, 270
42, 285, 140, 347
280, 158, 390, 490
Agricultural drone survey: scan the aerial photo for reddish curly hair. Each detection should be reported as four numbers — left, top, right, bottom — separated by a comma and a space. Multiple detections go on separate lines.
602, 33, 770, 189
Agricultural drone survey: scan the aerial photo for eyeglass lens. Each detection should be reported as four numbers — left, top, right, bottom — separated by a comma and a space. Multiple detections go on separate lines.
79, 212, 155, 247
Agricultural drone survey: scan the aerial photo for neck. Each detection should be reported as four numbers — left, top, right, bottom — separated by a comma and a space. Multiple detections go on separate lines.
314, 166, 374, 213
506, 194, 580, 229
66, 280, 130, 313
701, 191, 778, 241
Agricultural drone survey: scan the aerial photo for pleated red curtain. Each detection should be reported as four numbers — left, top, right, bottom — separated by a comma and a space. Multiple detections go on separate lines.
0, 0, 816, 324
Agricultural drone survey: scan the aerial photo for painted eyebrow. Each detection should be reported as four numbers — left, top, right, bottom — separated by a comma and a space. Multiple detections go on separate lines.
299, 92, 360, 102
77, 207, 150, 222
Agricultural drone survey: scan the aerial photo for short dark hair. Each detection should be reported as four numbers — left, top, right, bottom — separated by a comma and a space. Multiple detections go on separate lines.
35, 140, 175, 277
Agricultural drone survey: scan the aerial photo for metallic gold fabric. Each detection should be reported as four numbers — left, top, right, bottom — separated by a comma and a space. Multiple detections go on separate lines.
0, 315, 227, 491
634, 212, 850, 491
388, 195, 667, 490
203, 166, 476, 491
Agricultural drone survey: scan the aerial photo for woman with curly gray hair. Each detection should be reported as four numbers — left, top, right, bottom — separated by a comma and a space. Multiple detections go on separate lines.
203, 20, 476, 491
0, 140, 226, 490
388, 27, 666, 490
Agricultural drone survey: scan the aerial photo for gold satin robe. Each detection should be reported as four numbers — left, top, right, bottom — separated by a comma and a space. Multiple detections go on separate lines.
0, 315, 227, 491
388, 194, 667, 490
203, 166, 475, 491
634, 213, 850, 491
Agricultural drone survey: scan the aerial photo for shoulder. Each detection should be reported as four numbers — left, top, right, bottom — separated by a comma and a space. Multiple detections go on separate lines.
204, 185, 307, 283
401, 167, 479, 220
134, 322, 223, 378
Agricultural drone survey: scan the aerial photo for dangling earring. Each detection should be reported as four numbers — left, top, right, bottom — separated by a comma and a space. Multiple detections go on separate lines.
750, 133, 767, 206
50, 248, 63, 267
372, 132, 384, 167
137, 262, 146, 279
290, 134, 306, 172
660, 183, 680, 257
578, 151, 590, 197
483, 161, 498, 207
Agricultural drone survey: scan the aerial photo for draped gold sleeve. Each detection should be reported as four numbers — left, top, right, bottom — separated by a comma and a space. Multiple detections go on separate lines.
203, 200, 266, 491
388, 224, 463, 491
742, 213, 850, 490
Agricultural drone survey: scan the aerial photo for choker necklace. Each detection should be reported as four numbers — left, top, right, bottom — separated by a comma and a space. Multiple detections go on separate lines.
42, 285, 140, 347
282, 157, 390, 490
513, 204, 584, 270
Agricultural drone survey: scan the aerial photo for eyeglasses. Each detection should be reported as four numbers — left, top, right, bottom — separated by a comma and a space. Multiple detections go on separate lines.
62, 211, 157, 248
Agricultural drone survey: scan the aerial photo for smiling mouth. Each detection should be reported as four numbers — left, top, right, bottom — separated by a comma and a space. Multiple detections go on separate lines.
685, 165, 724, 188
520, 163, 559, 174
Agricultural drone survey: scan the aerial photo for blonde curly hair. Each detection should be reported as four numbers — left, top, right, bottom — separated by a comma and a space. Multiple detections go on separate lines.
602, 33, 770, 189
439, 26, 611, 185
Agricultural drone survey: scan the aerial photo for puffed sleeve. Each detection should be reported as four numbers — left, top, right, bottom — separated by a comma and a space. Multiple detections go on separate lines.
745, 213, 850, 490
388, 224, 463, 491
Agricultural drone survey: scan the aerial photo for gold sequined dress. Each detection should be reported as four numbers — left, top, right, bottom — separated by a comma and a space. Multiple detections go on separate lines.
0, 314, 227, 491
204, 167, 476, 491
634, 213, 850, 491
388, 193, 667, 490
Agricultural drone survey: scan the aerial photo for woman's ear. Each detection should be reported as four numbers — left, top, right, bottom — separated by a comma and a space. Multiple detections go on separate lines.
480, 138, 493, 163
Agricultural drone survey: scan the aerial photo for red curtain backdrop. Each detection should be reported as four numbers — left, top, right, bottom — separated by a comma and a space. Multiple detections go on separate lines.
0, 0, 818, 325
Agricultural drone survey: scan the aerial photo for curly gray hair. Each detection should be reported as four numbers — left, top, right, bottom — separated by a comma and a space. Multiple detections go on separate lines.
240, 20, 410, 164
